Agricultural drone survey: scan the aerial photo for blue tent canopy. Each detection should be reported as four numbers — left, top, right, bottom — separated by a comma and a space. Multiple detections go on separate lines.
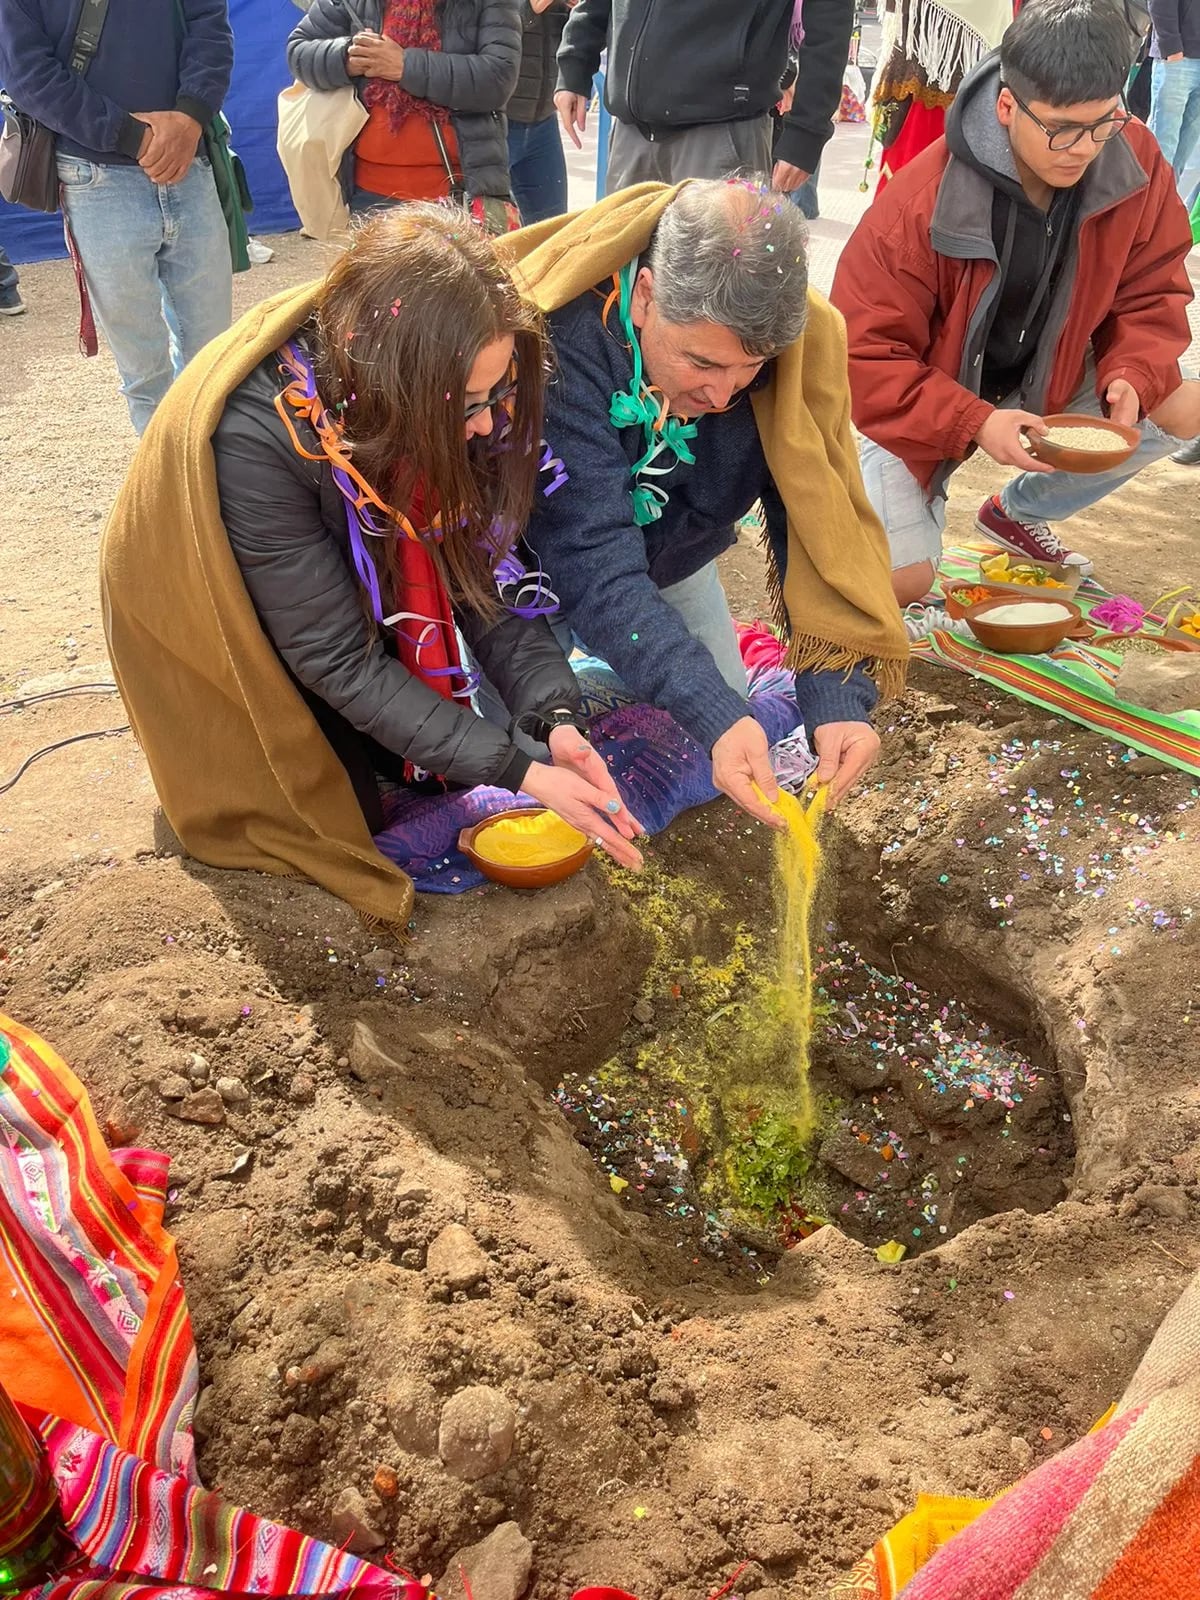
0, 0, 301, 265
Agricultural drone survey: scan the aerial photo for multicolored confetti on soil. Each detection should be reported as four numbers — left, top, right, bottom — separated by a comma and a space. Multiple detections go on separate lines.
816, 940, 1040, 1110
552, 1078, 743, 1256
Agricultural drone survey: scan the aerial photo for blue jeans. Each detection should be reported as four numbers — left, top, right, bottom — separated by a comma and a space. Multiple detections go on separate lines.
349, 187, 399, 215
507, 115, 567, 225
1149, 56, 1200, 183
785, 158, 821, 221
57, 154, 232, 434
0, 244, 17, 294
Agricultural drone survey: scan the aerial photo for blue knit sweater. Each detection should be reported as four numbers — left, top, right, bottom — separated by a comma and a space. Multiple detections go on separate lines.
0, 0, 233, 164
525, 285, 879, 752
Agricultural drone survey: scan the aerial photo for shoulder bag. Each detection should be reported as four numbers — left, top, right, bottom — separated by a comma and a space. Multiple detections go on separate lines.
430, 120, 520, 237
0, 0, 110, 212
276, 0, 369, 243
171, 0, 253, 273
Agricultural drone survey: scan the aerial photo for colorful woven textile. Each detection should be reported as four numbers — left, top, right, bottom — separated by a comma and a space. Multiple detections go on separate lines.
0, 1013, 411, 1600
372, 656, 806, 894
918, 547, 1200, 777
832, 1271, 1200, 1599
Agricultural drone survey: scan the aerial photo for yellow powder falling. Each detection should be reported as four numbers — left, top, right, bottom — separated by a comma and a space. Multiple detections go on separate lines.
473, 810, 588, 868
758, 784, 827, 1138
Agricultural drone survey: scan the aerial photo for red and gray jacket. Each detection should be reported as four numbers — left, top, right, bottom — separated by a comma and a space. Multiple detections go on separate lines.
830, 54, 1194, 495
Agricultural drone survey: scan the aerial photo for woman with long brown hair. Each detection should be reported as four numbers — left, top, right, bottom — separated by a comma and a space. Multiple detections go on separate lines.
161, 205, 642, 865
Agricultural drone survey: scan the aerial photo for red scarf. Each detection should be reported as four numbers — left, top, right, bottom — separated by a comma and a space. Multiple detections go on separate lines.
273, 346, 472, 710
361, 0, 451, 132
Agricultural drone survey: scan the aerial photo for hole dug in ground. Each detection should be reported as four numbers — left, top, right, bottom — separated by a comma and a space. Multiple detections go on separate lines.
556, 807, 1074, 1268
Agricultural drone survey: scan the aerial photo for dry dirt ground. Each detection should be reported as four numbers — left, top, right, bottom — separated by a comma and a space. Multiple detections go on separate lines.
2, 242, 1200, 1600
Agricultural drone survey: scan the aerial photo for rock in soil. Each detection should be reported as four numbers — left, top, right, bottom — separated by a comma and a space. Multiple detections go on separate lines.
438, 1522, 533, 1600
329, 1485, 385, 1554
177, 1088, 225, 1125
426, 1223, 490, 1291
438, 1386, 517, 1480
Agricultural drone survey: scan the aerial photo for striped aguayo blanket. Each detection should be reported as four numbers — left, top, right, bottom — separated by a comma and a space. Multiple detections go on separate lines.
0, 1012, 415, 1600
831, 1270, 1200, 1599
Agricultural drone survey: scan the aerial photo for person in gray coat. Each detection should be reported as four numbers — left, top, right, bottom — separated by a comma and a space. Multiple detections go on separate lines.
287, 0, 520, 215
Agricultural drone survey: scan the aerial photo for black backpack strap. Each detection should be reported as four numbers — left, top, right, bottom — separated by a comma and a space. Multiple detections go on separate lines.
68, 0, 111, 76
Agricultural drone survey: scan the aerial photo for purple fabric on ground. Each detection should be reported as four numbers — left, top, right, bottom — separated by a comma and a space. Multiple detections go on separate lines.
373, 678, 803, 893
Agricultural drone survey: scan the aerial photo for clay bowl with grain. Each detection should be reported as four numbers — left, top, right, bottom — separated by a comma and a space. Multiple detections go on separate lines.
458, 806, 594, 890
965, 595, 1083, 655
1023, 413, 1140, 474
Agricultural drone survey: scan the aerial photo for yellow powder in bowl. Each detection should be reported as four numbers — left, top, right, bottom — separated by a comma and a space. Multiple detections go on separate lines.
473, 811, 589, 868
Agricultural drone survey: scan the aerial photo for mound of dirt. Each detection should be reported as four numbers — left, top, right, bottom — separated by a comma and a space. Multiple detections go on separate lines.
4, 662, 1200, 1599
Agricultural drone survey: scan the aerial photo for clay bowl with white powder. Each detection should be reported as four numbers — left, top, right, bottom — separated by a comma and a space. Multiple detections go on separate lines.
965, 596, 1083, 655
1023, 413, 1140, 474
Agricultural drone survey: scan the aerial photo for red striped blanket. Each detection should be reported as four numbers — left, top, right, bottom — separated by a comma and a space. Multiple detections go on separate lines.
834, 1270, 1200, 1598
0, 1013, 412, 1600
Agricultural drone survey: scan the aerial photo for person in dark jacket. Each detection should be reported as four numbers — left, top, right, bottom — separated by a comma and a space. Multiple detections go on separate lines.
1148, 0, 1200, 186
830, 0, 1199, 604
203, 206, 643, 863
0, 0, 233, 432
507, 0, 572, 222
287, 0, 520, 215
524, 178, 886, 827
554, 0, 854, 196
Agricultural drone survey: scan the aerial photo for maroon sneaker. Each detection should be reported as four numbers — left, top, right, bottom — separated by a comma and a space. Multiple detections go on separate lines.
974, 495, 1093, 576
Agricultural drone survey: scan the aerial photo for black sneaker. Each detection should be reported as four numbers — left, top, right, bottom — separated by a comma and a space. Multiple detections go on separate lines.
0, 286, 25, 316
1171, 437, 1200, 466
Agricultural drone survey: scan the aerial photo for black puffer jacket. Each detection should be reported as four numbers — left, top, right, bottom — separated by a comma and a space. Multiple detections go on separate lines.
210, 351, 581, 794
557, 0, 854, 175
287, 0, 521, 200
509, 1, 570, 124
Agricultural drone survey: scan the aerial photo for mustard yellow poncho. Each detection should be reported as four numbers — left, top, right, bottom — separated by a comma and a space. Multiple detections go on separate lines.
100, 183, 907, 932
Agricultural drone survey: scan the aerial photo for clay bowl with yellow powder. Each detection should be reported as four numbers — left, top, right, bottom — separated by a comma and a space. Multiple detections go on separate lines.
458, 807, 594, 889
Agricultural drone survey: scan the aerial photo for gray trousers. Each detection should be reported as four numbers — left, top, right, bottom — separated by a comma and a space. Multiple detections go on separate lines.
605, 113, 774, 193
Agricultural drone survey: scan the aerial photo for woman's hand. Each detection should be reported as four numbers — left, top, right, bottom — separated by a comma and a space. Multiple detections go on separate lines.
547, 725, 633, 814
522, 740, 645, 869
347, 31, 406, 81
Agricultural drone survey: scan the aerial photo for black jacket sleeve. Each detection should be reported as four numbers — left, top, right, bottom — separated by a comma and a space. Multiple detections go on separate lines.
212, 369, 542, 795
458, 608, 583, 736
401, 0, 521, 112
287, 0, 365, 91
176, 0, 234, 127
776, 0, 855, 173
555, 0, 610, 95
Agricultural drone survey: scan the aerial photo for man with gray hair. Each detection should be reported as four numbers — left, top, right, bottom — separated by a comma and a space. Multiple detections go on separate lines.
523, 176, 884, 825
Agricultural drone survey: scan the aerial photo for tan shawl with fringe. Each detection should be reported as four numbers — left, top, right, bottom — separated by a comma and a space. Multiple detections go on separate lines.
100, 182, 907, 932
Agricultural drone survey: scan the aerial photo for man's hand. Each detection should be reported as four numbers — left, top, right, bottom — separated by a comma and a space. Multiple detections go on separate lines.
974, 409, 1055, 473
775, 83, 796, 116
555, 90, 588, 149
712, 716, 785, 828
1104, 377, 1142, 428
812, 721, 881, 806
135, 111, 202, 185
347, 30, 406, 81
1167, 50, 1185, 59
771, 158, 810, 192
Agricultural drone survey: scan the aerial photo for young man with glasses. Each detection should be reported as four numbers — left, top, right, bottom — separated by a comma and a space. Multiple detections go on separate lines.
831, 0, 1199, 604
